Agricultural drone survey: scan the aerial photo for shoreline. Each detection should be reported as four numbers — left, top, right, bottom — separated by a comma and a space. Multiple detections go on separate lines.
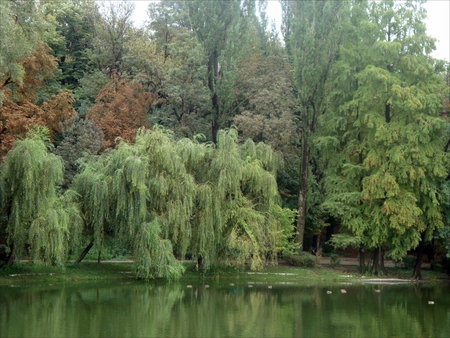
1, 259, 448, 286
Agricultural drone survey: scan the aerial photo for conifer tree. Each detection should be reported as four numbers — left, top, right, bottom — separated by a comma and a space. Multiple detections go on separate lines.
320, 0, 449, 276
55, 116, 104, 188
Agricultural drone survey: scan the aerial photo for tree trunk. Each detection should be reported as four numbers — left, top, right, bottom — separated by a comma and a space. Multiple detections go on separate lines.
312, 235, 320, 254
325, 220, 335, 242
372, 247, 386, 276
196, 256, 204, 271
426, 239, 435, 267
6, 244, 15, 266
209, 50, 220, 144
359, 245, 365, 274
211, 115, 219, 144
296, 130, 309, 252
412, 233, 425, 280
75, 241, 94, 264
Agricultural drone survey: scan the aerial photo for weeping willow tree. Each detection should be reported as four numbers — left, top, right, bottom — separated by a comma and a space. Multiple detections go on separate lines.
200, 129, 285, 270
73, 127, 292, 277
1, 128, 83, 266
172, 128, 288, 270
72, 128, 189, 279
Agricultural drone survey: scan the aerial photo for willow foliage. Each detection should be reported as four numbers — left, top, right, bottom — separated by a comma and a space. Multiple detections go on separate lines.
74, 127, 290, 276
71, 160, 110, 250
73, 128, 190, 279
198, 129, 284, 269
2, 130, 82, 266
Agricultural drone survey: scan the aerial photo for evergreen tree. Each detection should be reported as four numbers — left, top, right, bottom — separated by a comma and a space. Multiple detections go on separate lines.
55, 116, 104, 188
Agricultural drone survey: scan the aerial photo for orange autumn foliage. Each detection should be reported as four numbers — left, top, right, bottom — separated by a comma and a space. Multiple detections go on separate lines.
86, 74, 154, 148
0, 44, 76, 157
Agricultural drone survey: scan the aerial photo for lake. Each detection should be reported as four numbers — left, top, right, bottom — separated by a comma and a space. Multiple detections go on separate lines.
1, 280, 449, 337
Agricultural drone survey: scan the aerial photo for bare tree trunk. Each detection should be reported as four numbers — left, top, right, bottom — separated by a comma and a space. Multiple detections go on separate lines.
372, 247, 386, 276
6, 244, 15, 266
296, 130, 309, 252
196, 256, 204, 271
325, 218, 335, 242
312, 235, 320, 254
412, 233, 425, 280
359, 245, 365, 274
75, 241, 94, 264
209, 50, 220, 144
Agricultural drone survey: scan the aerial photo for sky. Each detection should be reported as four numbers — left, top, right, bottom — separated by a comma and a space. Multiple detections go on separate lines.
129, 0, 450, 62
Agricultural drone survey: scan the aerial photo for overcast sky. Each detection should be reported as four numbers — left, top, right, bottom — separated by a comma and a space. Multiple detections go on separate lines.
129, 0, 450, 62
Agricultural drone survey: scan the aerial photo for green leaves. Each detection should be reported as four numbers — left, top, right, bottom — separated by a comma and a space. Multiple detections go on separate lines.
72, 127, 288, 276
321, 0, 449, 262
2, 131, 82, 266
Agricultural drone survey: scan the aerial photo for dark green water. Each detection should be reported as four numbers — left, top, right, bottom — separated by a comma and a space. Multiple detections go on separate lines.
1, 280, 449, 337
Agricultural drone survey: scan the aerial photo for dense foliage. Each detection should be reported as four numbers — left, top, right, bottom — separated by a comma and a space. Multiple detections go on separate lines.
1, 0, 449, 278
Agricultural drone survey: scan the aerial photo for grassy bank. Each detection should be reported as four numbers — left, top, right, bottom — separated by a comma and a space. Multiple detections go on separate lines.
0, 262, 134, 285
1, 260, 449, 285
182, 262, 450, 284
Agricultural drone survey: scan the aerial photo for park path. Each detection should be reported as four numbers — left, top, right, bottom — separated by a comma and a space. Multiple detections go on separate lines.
318, 256, 431, 269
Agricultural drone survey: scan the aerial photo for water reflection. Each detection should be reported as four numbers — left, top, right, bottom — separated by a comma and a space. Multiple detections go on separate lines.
1, 281, 449, 337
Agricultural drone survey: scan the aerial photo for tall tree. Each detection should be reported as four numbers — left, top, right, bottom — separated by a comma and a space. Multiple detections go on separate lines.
90, 1, 135, 76
42, 0, 98, 90
140, 0, 210, 137
283, 0, 345, 250
187, 0, 248, 143
320, 0, 449, 276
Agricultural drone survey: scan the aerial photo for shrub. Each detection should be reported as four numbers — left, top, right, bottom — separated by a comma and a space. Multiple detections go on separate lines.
285, 253, 318, 268
330, 253, 341, 267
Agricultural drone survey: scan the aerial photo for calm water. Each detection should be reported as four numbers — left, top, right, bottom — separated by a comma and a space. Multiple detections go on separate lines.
1, 280, 449, 337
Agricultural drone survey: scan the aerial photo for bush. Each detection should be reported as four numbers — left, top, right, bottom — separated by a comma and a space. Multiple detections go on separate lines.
393, 255, 416, 269
330, 253, 341, 267
430, 260, 442, 272
285, 253, 318, 268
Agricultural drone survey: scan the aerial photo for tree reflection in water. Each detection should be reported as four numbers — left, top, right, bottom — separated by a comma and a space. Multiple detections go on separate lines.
1, 282, 449, 337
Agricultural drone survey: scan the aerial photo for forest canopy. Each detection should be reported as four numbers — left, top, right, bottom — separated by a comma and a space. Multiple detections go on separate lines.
0, 0, 449, 279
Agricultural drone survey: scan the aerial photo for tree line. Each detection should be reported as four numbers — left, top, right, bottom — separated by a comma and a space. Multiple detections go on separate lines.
0, 0, 449, 279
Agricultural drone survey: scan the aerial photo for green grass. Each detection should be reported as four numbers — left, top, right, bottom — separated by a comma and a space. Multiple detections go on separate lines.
181, 261, 450, 284
1, 260, 448, 285
0, 262, 134, 285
